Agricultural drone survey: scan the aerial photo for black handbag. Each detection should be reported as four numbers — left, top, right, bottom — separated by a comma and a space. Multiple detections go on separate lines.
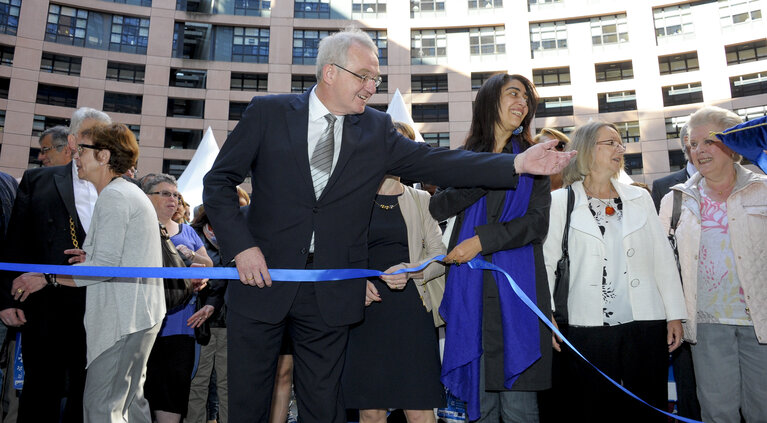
159, 223, 194, 312
553, 186, 574, 324
667, 190, 683, 277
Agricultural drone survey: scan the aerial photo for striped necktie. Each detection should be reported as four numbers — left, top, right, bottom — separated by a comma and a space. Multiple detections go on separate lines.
310, 113, 336, 199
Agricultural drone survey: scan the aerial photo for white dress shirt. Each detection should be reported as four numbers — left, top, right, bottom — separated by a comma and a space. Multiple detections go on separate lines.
72, 160, 98, 235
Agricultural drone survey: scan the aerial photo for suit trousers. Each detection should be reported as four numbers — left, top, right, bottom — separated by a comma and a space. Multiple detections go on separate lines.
83, 322, 160, 423
187, 327, 228, 423
227, 282, 349, 423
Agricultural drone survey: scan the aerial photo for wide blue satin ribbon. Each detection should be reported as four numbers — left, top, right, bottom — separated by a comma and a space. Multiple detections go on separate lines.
0, 256, 701, 422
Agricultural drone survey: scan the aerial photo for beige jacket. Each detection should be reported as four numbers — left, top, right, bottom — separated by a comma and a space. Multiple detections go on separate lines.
397, 185, 446, 317
659, 163, 767, 343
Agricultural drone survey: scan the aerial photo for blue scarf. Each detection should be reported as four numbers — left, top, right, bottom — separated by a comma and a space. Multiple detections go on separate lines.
439, 139, 541, 421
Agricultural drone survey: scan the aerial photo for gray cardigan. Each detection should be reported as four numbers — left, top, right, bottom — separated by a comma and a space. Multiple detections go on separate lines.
74, 178, 166, 366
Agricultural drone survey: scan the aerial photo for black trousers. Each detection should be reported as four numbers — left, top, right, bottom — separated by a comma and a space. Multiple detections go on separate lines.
227, 282, 349, 423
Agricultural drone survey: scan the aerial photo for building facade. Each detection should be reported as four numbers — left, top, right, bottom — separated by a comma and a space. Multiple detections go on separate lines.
0, 0, 765, 184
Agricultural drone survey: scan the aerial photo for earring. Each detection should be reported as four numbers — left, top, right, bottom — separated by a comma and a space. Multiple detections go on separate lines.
512, 126, 524, 135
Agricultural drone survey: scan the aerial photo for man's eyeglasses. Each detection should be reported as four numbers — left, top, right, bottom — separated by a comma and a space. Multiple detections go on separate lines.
596, 140, 626, 151
332, 63, 382, 88
76, 144, 101, 155
147, 190, 181, 200
40, 144, 66, 154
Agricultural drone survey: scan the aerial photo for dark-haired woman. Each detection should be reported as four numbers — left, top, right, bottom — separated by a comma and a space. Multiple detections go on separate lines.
13, 124, 166, 423
429, 74, 552, 422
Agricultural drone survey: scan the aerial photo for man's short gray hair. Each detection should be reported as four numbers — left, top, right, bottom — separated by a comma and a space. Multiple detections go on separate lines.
315, 27, 377, 82
679, 122, 691, 161
140, 173, 177, 194
70, 107, 111, 135
40, 125, 69, 148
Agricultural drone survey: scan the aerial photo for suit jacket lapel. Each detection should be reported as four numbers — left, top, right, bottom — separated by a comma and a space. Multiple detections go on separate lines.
286, 91, 314, 198
322, 113, 361, 200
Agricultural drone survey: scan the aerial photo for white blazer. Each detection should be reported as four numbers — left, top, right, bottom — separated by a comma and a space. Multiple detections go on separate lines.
543, 179, 687, 327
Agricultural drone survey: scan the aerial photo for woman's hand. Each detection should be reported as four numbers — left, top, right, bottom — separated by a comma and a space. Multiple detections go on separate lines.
189, 263, 208, 292
551, 317, 562, 352
64, 249, 86, 264
364, 281, 381, 306
379, 263, 408, 290
176, 244, 195, 261
11, 273, 47, 302
187, 305, 214, 328
667, 319, 684, 352
444, 235, 482, 265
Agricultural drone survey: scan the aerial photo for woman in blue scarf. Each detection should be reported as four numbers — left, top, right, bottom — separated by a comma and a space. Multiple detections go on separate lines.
429, 73, 552, 422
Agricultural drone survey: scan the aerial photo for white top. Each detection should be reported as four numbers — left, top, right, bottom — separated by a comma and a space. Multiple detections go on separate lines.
71, 160, 98, 234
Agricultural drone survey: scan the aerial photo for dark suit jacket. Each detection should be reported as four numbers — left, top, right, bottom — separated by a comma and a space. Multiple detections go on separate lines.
203, 88, 523, 327
651, 168, 689, 212
0, 162, 87, 315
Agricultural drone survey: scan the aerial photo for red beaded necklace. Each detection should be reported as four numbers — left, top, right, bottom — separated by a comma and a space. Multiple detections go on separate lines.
584, 185, 617, 216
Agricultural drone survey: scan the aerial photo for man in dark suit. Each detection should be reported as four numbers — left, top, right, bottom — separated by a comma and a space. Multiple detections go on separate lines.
0, 108, 111, 423
649, 122, 701, 420
203, 28, 575, 423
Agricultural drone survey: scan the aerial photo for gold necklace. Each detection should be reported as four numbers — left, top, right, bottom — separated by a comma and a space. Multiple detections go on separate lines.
374, 199, 398, 210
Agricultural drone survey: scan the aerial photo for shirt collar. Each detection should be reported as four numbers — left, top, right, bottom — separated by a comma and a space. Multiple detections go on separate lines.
309, 86, 342, 124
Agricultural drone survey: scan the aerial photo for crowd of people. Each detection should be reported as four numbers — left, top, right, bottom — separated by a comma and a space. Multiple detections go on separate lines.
0, 27, 764, 423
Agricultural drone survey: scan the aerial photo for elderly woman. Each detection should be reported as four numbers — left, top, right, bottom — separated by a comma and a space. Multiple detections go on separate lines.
658, 106, 767, 423
141, 173, 213, 423
342, 121, 446, 423
429, 73, 551, 422
543, 121, 686, 422
12, 123, 165, 422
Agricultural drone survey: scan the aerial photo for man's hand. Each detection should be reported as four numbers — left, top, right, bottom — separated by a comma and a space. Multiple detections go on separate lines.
234, 246, 272, 288
12, 273, 47, 302
514, 139, 577, 175
379, 263, 408, 290
64, 248, 86, 264
189, 263, 209, 292
667, 319, 684, 352
444, 235, 482, 265
364, 281, 381, 306
0, 308, 26, 327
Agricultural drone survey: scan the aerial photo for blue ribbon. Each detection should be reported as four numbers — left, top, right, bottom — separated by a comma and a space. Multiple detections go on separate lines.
0, 257, 701, 422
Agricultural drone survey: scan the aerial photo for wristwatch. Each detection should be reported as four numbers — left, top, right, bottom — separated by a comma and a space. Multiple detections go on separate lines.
44, 273, 60, 287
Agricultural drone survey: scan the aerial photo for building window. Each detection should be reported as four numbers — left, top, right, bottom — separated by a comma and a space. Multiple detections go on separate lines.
726, 39, 767, 64
549, 126, 575, 136
533, 67, 570, 86
528, 0, 561, 5
103, 92, 143, 114
231, 72, 268, 91
366, 30, 388, 66
107, 0, 152, 6
173, 22, 211, 60
590, 14, 629, 46
291, 75, 316, 93
536, 96, 573, 117
32, 115, 70, 137
293, 29, 331, 65
45, 5, 88, 47
0, 0, 20, 36
294, 0, 330, 19
471, 71, 499, 90
719, 0, 762, 27
736, 104, 767, 120
352, 0, 386, 18
234, 0, 271, 16
377, 75, 388, 92
412, 103, 449, 122
229, 101, 249, 120
423, 132, 450, 148
530, 21, 568, 57
163, 159, 190, 179
0, 77, 8, 99
653, 4, 694, 39
665, 115, 691, 140
615, 121, 640, 144
36, 84, 78, 107
412, 74, 448, 93
167, 98, 204, 118
232, 27, 270, 63
598, 91, 637, 113
110, 15, 150, 54
469, 26, 506, 58
595, 61, 633, 82
106, 62, 145, 83
165, 128, 202, 149
731, 72, 767, 98
127, 124, 140, 142
170, 69, 206, 89
658, 52, 699, 75
662, 82, 703, 107
669, 149, 686, 171
411, 29, 447, 65
40, 52, 82, 76
28, 147, 42, 168
624, 153, 643, 175
0, 44, 12, 66
368, 104, 387, 112
411, 1, 445, 16
469, 0, 502, 10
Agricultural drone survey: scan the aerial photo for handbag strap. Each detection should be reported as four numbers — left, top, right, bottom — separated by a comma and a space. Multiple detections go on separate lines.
561, 186, 574, 258
669, 189, 682, 235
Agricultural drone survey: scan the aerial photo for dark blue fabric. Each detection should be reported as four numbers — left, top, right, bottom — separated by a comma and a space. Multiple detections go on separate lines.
440, 139, 541, 421
717, 116, 767, 174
